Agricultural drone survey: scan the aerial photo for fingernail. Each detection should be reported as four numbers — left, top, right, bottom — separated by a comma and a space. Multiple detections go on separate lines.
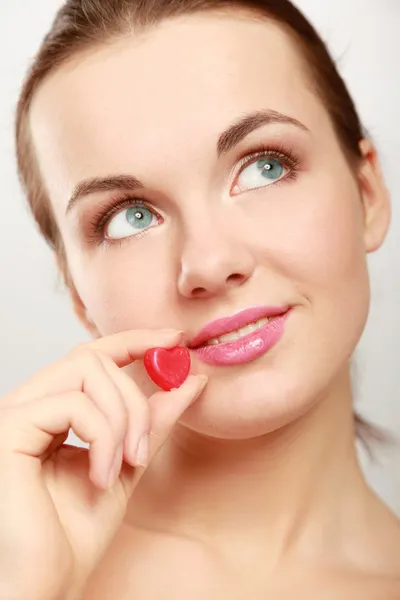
197, 375, 208, 390
136, 434, 150, 467
161, 329, 184, 336
191, 375, 208, 403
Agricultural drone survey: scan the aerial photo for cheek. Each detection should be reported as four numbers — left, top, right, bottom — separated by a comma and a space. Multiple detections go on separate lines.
249, 175, 370, 318
67, 241, 174, 335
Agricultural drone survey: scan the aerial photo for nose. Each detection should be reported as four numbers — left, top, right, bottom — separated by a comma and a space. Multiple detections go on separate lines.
177, 216, 256, 299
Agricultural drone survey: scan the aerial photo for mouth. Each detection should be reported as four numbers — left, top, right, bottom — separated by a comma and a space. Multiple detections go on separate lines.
195, 316, 272, 347
188, 305, 290, 350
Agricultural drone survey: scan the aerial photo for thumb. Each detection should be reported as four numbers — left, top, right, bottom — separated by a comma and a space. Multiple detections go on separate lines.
148, 374, 208, 447
118, 375, 207, 496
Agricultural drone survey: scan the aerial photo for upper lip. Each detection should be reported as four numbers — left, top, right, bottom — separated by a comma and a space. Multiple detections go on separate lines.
188, 305, 290, 349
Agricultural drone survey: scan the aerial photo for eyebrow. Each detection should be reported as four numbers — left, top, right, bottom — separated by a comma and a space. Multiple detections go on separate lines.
66, 109, 309, 215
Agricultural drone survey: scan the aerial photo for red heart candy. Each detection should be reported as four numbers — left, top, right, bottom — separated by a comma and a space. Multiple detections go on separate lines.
144, 346, 191, 391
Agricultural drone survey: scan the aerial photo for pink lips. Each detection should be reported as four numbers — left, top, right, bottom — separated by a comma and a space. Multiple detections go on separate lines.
189, 305, 291, 366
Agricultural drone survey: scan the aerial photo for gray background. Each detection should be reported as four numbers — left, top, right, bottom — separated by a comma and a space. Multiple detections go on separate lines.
0, 1, 399, 514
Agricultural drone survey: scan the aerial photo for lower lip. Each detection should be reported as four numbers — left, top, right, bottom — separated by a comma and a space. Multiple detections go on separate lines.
191, 310, 291, 366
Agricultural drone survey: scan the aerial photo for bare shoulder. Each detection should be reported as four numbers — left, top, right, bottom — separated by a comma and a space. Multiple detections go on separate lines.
321, 569, 400, 600
82, 521, 400, 600
83, 493, 400, 600
336, 495, 400, 597
363, 493, 400, 576
82, 524, 226, 600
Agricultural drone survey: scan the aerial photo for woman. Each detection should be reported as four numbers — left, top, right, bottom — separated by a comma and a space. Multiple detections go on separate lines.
1, 0, 399, 598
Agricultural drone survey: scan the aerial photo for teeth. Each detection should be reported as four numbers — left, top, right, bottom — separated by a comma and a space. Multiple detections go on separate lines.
205, 317, 269, 346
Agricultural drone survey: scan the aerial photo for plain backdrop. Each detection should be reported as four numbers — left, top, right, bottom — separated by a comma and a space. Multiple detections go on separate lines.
0, 1, 399, 514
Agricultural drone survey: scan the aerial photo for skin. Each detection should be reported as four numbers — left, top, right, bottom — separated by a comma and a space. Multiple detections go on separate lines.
0, 329, 207, 600
28, 10, 399, 599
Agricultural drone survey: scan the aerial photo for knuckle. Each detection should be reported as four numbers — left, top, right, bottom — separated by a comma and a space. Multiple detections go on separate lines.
67, 391, 93, 418
101, 425, 115, 449
69, 390, 88, 406
91, 410, 114, 445
113, 406, 129, 441
68, 342, 87, 357
68, 345, 99, 368
70, 391, 112, 437
93, 349, 107, 362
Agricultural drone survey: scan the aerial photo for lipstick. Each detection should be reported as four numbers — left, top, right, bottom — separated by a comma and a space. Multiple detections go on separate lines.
188, 306, 291, 366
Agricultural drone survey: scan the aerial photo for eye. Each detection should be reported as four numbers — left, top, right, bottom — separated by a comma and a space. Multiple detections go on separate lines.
235, 157, 288, 193
106, 203, 159, 240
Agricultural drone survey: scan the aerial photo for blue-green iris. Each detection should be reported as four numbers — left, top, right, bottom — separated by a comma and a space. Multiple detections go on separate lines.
126, 206, 153, 230
257, 158, 284, 180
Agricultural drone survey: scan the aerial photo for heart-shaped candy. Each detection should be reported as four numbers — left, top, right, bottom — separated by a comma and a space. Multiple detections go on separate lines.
144, 346, 191, 391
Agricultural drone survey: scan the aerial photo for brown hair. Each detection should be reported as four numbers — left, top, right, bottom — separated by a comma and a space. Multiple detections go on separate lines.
14, 0, 386, 447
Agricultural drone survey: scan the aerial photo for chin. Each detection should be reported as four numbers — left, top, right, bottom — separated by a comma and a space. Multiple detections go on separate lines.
179, 351, 351, 440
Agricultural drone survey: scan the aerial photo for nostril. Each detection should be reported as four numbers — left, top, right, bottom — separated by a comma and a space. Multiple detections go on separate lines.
227, 273, 247, 284
192, 287, 207, 298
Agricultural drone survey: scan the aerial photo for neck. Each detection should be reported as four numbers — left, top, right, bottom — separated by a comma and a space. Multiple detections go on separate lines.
128, 365, 371, 569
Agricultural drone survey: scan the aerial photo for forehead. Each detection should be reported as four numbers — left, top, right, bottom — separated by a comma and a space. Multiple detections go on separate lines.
29, 12, 326, 211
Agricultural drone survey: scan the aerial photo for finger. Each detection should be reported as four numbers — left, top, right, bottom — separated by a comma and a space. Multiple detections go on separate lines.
40, 431, 69, 463
149, 375, 208, 448
83, 328, 184, 367
0, 392, 115, 490
26, 349, 130, 467
77, 349, 129, 454
118, 375, 208, 497
95, 352, 150, 467
16, 351, 132, 475
4, 329, 183, 408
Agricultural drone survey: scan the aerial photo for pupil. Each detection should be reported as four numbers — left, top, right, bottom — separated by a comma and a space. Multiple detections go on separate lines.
126, 206, 152, 229
257, 158, 283, 180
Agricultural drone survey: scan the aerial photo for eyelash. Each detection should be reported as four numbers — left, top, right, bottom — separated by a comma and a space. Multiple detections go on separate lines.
87, 142, 301, 247
87, 196, 154, 247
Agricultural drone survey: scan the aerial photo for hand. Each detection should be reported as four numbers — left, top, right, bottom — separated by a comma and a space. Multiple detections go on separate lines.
0, 329, 207, 600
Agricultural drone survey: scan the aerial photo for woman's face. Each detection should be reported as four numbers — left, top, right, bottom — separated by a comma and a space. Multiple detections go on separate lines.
29, 12, 389, 438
